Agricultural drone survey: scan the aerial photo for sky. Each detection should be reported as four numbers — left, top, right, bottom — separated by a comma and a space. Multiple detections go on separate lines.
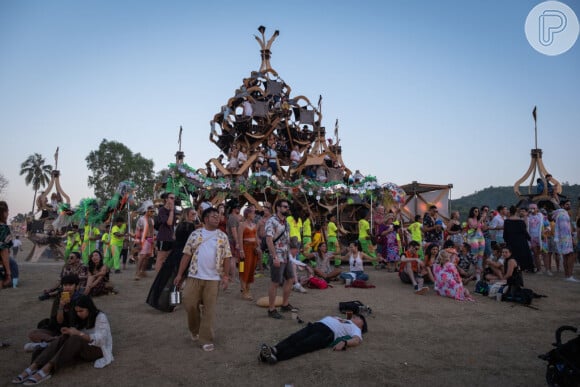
1, 0, 579, 218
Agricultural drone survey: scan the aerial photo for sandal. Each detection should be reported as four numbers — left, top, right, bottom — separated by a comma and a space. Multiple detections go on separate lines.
23, 370, 51, 385
201, 343, 215, 352
12, 368, 36, 384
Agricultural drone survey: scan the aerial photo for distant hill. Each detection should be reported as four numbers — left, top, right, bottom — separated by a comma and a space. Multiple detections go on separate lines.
450, 184, 580, 217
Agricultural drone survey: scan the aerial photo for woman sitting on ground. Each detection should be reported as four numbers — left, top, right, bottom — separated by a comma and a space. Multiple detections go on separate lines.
25, 274, 82, 352
433, 247, 474, 301
12, 295, 113, 384
422, 243, 438, 284
484, 242, 505, 282
84, 250, 111, 296
305, 242, 342, 281
502, 244, 524, 296
338, 240, 376, 282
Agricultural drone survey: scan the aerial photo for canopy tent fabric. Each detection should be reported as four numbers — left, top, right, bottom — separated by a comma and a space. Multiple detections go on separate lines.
400, 181, 453, 222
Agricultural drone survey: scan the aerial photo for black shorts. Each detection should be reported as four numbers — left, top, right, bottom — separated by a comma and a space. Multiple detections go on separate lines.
269, 256, 294, 286
156, 240, 174, 252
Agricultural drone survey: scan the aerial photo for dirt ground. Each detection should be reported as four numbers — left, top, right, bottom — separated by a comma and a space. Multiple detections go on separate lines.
1, 241, 580, 387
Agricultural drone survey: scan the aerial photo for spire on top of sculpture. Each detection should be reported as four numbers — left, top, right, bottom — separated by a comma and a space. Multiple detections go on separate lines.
206, 26, 350, 183
254, 25, 279, 74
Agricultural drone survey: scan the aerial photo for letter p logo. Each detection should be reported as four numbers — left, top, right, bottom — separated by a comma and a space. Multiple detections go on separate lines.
526, 1, 579, 56
540, 10, 567, 46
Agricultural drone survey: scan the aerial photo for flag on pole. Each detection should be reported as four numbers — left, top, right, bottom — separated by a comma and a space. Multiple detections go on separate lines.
317, 95, 322, 112
532, 106, 537, 122
54, 147, 59, 169
334, 118, 339, 139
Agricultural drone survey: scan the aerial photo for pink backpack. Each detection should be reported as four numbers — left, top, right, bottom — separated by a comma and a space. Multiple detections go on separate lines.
307, 277, 328, 289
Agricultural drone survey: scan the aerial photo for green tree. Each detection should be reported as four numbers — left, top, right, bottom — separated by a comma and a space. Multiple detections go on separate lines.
20, 153, 53, 213
86, 139, 155, 203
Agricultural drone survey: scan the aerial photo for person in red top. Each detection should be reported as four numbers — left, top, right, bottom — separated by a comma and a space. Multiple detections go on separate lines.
399, 241, 428, 295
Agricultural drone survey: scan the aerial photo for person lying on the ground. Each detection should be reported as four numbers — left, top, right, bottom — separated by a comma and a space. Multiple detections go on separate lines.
25, 274, 83, 352
258, 313, 367, 364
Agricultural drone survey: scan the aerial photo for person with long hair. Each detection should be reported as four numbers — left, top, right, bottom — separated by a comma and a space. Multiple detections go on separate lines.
446, 211, 463, 247
306, 242, 342, 281
503, 206, 534, 272
154, 192, 176, 272
467, 207, 485, 280
147, 207, 197, 311
377, 213, 399, 272
12, 295, 113, 384
422, 243, 438, 283
552, 200, 578, 282
338, 240, 375, 282
84, 250, 110, 297
238, 206, 260, 300
502, 244, 525, 295
433, 247, 474, 302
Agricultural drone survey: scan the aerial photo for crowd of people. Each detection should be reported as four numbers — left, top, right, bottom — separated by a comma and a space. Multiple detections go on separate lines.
1, 194, 579, 380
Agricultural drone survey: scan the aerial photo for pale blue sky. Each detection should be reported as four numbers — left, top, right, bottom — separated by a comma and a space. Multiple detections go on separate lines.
1, 0, 579, 217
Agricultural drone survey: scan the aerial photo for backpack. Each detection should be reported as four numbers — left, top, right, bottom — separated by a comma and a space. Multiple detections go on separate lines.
338, 300, 372, 315
307, 277, 328, 289
503, 286, 534, 305
350, 279, 376, 288
474, 280, 490, 296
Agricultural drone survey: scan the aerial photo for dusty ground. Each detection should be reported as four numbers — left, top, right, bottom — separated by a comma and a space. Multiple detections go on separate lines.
1, 241, 580, 387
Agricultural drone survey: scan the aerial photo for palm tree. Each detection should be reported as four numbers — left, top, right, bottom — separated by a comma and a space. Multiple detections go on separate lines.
20, 153, 53, 213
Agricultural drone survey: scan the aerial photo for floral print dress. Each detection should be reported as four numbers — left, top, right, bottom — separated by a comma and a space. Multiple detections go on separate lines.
433, 262, 472, 301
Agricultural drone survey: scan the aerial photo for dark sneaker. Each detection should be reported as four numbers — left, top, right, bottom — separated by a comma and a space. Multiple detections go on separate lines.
280, 304, 297, 312
268, 309, 283, 319
258, 344, 278, 364
38, 293, 51, 301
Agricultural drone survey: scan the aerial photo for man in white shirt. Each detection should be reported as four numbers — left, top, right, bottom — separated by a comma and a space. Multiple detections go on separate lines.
174, 207, 232, 352
258, 313, 367, 364
489, 205, 507, 244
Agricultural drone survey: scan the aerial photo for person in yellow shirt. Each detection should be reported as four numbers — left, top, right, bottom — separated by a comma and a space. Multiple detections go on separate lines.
287, 209, 302, 243
101, 228, 111, 268
110, 217, 127, 273
407, 215, 424, 259
310, 224, 324, 257
358, 210, 376, 260
326, 213, 338, 252
81, 224, 101, 264
301, 213, 313, 254
64, 225, 82, 262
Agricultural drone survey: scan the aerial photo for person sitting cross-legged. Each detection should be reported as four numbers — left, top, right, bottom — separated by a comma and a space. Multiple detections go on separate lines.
305, 242, 342, 282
